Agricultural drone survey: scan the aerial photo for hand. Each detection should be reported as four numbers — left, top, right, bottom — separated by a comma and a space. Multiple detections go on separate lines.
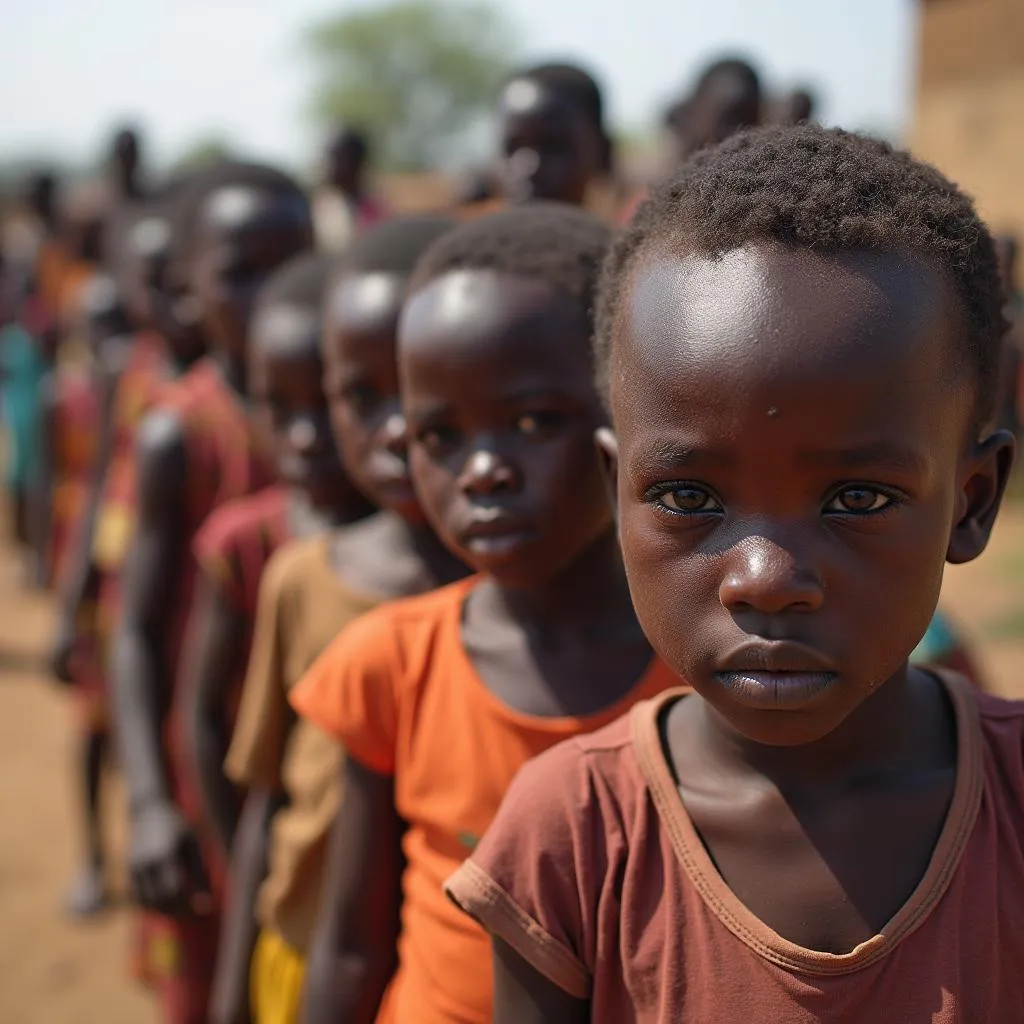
129, 798, 212, 917
49, 619, 77, 685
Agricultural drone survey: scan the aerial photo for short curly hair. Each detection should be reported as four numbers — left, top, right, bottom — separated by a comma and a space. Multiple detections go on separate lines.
409, 202, 613, 334
505, 62, 606, 134
257, 251, 333, 312
597, 125, 1006, 428
170, 160, 311, 269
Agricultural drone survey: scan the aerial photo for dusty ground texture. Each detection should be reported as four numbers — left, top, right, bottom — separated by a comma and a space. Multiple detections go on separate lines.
1, 507, 1023, 1023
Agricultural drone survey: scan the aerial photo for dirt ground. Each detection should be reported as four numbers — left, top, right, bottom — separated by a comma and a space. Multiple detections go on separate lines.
2, 508, 1024, 1023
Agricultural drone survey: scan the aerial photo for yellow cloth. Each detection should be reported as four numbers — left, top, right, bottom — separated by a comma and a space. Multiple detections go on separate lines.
251, 928, 305, 1024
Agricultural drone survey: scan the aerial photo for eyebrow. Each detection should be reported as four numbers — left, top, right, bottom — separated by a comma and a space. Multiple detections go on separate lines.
799, 442, 929, 474
632, 439, 929, 476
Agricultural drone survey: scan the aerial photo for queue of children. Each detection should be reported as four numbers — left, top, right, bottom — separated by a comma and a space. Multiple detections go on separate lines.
1, 51, 1022, 1024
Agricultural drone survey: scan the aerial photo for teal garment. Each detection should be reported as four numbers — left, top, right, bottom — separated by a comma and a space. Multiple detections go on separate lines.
0, 323, 47, 490
910, 610, 957, 665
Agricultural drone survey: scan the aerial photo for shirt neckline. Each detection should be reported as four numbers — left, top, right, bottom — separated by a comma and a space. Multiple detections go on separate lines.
451, 578, 673, 730
631, 670, 983, 976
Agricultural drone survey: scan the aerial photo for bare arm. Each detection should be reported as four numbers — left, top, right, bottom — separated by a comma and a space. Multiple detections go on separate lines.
210, 788, 278, 1024
493, 938, 590, 1024
50, 358, 120, 680
112, 410, 208, 915
184, 574, 247, 855
32, 374, 57, 587
301, 759, 404, 1024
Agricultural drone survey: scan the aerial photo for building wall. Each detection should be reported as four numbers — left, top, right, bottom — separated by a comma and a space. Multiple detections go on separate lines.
911, 0, 1024, 263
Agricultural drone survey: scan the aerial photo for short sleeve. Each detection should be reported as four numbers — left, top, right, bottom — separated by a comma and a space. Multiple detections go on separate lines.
444, 739, 604, 1000
224, 545, 295, 790
193, 503, 247, 610
289, 607, 402, 777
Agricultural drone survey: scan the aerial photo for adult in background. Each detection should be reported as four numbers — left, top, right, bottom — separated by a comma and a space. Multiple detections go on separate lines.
312, 127, 388, 253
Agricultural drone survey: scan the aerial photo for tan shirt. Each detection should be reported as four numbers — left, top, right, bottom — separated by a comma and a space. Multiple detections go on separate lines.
447, 673, 1024, 1022
225, 534, 377, 952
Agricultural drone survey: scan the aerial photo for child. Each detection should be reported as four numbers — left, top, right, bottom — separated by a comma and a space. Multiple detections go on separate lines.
47, 271, 135, 915
50, 192, 208, 917
185, 251, 374, 862
210, 215, 464, 1024
112, 160, 312, 1024
495, 63, 612, 210
290, 204, 680, 1024
446, 126, 1024, 1022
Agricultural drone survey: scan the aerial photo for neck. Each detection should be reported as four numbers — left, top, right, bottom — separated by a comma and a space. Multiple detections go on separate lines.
689, 664, 952, 790
305, 484, 375, 528
399, 516, 467, 585
482, 528, 636, 635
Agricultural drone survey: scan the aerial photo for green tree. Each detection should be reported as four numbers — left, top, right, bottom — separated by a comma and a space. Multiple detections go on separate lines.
305, 0, 519, 170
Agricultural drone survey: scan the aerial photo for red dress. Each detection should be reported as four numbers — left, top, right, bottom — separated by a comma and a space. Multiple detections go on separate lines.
47, 367, 99, 589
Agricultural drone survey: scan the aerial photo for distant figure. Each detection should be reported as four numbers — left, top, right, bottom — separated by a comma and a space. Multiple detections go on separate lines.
495, 62, 613, 210
312, 127, 388, 253
771, 87, 816, 126
109, 125, 145, 203
455, 167, 499, 206
681, 56, 763, 157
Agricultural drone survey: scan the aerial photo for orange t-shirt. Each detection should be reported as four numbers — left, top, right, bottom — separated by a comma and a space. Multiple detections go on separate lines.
290, 576, 680, 1024
447, 672, 1024, 1022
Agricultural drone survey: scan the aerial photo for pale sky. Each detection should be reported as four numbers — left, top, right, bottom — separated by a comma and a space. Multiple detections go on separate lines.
0, 0, 916, 172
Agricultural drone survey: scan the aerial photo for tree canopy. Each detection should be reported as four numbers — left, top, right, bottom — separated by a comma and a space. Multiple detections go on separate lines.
305, 0, 519, 170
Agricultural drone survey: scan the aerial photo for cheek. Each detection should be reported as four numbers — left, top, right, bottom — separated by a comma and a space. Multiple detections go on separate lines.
408, 449, 457, 520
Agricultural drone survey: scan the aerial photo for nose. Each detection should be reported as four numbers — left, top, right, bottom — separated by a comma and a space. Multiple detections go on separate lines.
458, 443, 519, 496
381, 409, 408, 458
288, 412, 329, 455
719, 535, 824, 616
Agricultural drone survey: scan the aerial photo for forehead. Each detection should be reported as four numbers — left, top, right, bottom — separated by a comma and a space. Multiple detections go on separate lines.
400, 269, 593, 392
500, 79, 586, 129
198, 185, 308, 239
251, 302, 321, 364
612, 244, 969, 452
326, 272, 405, 334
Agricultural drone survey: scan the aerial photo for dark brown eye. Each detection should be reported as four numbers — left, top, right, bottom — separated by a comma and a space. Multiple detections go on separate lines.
827, 487, 892, 514
658, 486, 720, 514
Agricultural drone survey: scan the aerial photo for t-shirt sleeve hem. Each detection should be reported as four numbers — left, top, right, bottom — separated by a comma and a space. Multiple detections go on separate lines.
289, 675, 396, 777
444, 860, 590, 1000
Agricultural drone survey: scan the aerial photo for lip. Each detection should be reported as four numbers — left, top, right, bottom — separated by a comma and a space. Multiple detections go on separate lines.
714, 641, 838, 710
460, 509, 536, 558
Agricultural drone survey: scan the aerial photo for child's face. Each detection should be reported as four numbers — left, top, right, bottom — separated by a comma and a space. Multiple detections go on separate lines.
400, 269, 611, 587
191, 186, 311, 364
499, 80, 604, 206
249, 300, 350, 510
322, 272, 421, 520
605, 243, 1011, 746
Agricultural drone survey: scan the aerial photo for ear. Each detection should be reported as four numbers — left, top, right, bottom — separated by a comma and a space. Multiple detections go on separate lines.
947, 429, 1016, 564
594, 426, 619, 518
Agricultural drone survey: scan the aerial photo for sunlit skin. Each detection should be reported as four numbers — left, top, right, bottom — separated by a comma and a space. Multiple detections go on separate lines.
498, 80, 607, 206
401, 270, 611, 589
191, 186, 312, 376
400, 268, 651, 719
596, 241, 1013, 953
249, 300, 369, 517
321, 271, 422, 520
606, 244, 1011, 749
